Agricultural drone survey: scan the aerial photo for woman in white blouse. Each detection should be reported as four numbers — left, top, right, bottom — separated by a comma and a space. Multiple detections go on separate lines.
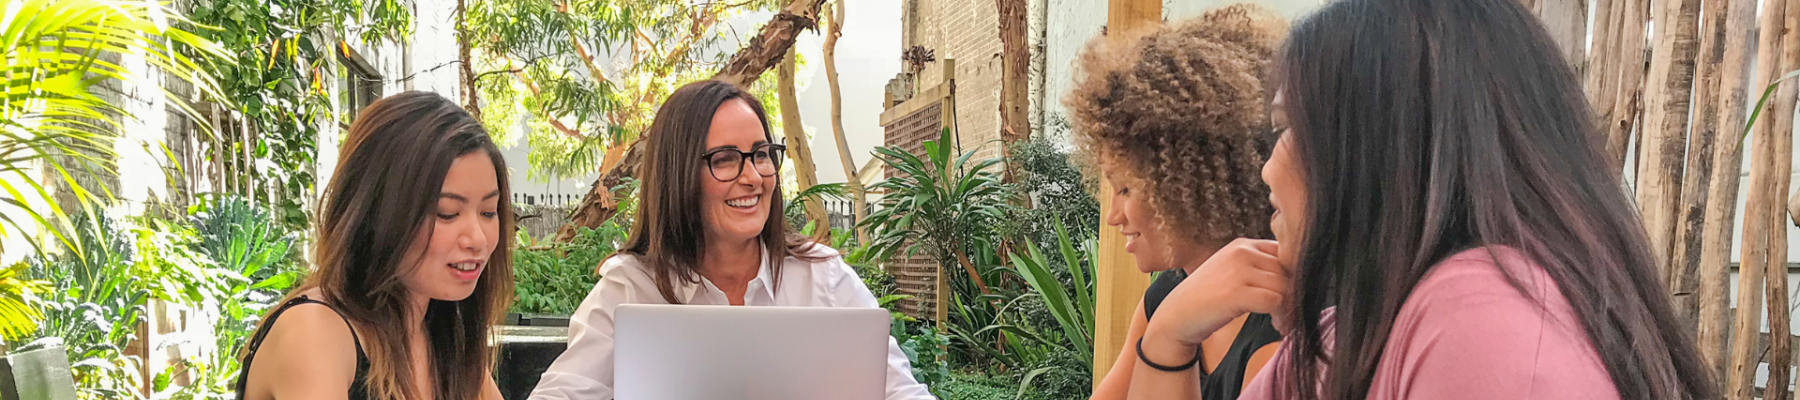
527, 80, 936, 400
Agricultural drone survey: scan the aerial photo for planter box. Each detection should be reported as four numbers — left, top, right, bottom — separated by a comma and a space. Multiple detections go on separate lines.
495, 325, 570, 400
504, 313, 571, 328
0, 345, 75, 400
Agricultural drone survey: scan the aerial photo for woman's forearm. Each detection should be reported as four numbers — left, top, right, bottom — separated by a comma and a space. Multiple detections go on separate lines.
1125, 327, 1204, 400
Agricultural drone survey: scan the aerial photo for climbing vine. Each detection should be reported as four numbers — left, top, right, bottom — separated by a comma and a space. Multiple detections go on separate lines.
182, 0, 411, 231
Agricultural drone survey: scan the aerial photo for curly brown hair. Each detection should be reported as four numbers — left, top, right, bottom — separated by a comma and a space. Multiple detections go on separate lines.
1065, 4, 1285, 246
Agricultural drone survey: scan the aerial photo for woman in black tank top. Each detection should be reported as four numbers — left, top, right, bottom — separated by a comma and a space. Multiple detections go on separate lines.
1065, 4, 1289, 399
233, 92, 515, 400
1144, 270, 1283, 399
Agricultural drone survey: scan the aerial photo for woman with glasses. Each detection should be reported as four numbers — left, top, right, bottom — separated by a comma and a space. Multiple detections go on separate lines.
527, 80, 936, 400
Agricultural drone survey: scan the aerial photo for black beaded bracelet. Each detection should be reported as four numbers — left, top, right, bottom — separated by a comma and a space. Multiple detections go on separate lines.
1136, 337, 1201, 372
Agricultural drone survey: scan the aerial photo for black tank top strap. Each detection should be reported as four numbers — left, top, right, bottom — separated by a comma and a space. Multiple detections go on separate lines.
1200, 312, 1282, 400
234, 295, 372, 400
1143, 269, 1187, 321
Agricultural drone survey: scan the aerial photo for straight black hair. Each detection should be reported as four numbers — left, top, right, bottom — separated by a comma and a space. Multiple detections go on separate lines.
1273, 0, 1716, 399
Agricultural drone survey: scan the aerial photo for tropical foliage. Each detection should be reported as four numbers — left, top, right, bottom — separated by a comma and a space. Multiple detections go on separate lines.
182, 0, 412, 230
861, 128, 1014, 295
0, 0, 223, 257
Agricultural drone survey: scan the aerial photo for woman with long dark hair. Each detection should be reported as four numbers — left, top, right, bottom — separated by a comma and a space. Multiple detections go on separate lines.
1066, 5, 1286, 400
235, 91, 514, 400
527, 80, 934, 400
1132, 0, 1718, 399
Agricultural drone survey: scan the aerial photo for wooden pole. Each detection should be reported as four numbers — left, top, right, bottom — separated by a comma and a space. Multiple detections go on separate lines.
1636, 0, 1702, 282
1759, 2, 1800, 398
1586, 0, 1621, 109
1605, 0, 1651, 170
1693, 0, 1755, 377
1534, 0, 1588, 69
1094, 0, 1158, 387
1729, 1, 1790, 397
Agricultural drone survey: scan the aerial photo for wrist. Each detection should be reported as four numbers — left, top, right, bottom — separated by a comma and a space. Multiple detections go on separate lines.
1137, 329, 1200, 371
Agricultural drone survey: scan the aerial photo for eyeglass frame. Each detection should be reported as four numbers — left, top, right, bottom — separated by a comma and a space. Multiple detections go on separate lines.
699, 143, 787, 181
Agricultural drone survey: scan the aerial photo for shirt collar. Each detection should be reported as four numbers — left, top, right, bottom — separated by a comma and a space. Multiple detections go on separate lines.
679, 244, 778, 304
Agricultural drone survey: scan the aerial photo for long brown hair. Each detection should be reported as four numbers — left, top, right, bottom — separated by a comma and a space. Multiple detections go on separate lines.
620, 80, 822, 304
1273, 0, 1714, 398
270, 91, 514, 400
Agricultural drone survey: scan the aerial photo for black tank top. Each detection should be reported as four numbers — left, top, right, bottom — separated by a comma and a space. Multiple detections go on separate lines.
234, 295, 371, 399
1144, 269, 1282, 400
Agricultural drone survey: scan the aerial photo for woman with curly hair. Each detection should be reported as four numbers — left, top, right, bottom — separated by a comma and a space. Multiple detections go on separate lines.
1065, 5, 1286, 400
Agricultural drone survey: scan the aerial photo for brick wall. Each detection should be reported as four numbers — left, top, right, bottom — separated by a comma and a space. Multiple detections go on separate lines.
907, 0, 1005, 163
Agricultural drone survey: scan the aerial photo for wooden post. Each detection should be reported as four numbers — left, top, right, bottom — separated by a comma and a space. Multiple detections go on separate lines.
1693, 0, 1755, 377
1728, 0, 1791, 397
1586, 0, 1620, 109
1094, 0, 1159, 387
1533, 0, 1588, 70
1605, 0, 1651, 170
1636, 0, 1701, 282
1758, 3, 1800, 398
936, 59, 957, 327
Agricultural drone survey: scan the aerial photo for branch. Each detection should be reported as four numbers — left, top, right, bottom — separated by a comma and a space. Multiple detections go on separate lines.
508, 64, 585, 139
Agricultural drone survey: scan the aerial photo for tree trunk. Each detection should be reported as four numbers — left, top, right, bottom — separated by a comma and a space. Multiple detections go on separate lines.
997, 0, 1029, 144
457, 0, 479, 120
1691, 0, 1754, 377
1729, 1, 1790, 397
1636, 0, 1700, 289
555, 0, 829, 242
1604, 0, 1650, 171
822, 0, 869, 244
777, 47, 830, 239
1759, 3, 1800, 398
953, 243, 993, 295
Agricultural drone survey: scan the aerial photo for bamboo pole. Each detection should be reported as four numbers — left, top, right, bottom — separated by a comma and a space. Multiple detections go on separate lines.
1759, 3, 1800, 398
1605, 0, 1651, 170
1729, 1, 1791, 397
1637, 0, 1702, 281
1694, 0, 1756, 377
1094, 0, 1159, 387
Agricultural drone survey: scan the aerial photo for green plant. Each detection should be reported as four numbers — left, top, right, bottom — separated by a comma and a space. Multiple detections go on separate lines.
862, 128, 1014, 296
1006, 132, 1100, 269
182, 0, 412, 232
0, 262, 47, 343
20, 213, 149, 400
0, 0, 224, 257
511, 223, 624, 315
892, 318, 951, 398
153, 195, 302, 398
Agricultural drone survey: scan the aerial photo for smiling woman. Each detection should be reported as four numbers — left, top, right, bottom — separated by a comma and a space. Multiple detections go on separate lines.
527, 80, 937, 400
234, 91, 514, 400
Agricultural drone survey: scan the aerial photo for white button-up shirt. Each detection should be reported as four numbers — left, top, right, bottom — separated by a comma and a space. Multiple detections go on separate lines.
526, 245, 937, 400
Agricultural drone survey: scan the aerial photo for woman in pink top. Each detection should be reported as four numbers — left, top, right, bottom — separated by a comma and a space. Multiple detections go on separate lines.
1128, 0, 1718, 399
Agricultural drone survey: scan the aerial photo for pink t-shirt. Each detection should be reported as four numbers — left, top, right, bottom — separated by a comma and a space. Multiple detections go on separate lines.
1239, 247, 1620, 399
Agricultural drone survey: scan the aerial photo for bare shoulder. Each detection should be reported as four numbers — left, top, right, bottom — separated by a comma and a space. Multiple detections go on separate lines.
245, 297, 360, 398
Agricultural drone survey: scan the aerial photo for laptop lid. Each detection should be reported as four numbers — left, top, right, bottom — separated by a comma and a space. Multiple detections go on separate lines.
614, 304, 891, 400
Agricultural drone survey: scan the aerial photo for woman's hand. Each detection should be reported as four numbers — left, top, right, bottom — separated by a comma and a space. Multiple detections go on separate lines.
1142, 239, 1289, 351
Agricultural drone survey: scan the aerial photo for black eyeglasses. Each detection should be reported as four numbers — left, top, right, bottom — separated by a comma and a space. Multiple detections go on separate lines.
700, 143, 786, 181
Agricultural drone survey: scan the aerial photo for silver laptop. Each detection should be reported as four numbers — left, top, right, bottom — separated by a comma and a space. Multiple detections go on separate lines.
614, 304, 891, 400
